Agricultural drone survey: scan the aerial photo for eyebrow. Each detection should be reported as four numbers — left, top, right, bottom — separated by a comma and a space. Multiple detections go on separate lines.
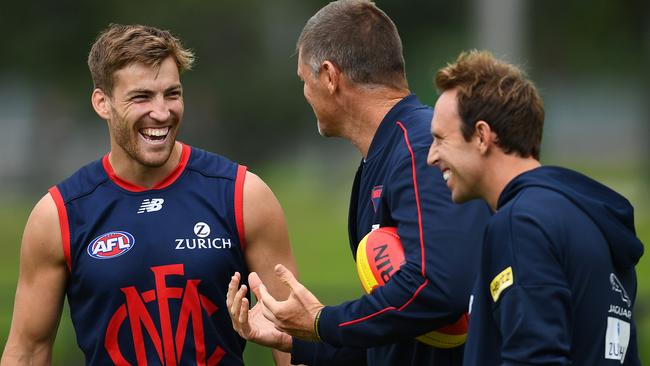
126, 84, 182, 97
126, 88, 153, 97
165, 84, 183, 94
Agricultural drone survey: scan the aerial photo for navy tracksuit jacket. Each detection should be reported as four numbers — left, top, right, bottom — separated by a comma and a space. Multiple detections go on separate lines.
463, 166, 643, 365
291, 94, 492, 365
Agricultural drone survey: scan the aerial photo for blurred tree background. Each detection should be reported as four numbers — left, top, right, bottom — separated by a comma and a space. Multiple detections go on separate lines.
0, 0, 648, 364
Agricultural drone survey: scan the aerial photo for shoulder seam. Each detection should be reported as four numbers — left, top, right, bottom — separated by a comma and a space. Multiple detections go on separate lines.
60, 176, 111, 205
185, 165, 236, 181
505, 191, 525, 279
505, 187, 560, 274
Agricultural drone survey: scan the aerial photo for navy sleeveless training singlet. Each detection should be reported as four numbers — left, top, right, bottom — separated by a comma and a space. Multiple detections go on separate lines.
49, 143, 250, 366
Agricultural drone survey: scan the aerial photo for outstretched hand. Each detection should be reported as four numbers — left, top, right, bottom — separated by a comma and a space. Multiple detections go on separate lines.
254, 264, 324, 341
226, 272, 293, 352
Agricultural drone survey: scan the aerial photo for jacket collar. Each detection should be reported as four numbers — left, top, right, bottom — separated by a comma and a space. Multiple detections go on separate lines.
366, 94, 421, 161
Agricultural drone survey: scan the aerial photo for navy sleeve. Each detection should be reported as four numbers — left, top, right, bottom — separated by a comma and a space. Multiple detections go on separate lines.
485, 203, 572, 364
318, 143, 486, 347
291, 338, 366, 365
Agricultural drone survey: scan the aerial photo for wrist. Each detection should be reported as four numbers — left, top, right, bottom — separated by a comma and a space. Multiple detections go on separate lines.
275, 333, 293, 353
313, 307, 324, 341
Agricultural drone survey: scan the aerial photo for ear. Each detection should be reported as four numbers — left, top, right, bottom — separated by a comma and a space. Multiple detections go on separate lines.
474, 120, 496, 154
320, 60, 340, 94
91, 88, 112, 120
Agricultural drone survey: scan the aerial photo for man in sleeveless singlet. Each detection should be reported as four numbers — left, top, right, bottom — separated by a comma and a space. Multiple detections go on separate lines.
1, 24, 297, 366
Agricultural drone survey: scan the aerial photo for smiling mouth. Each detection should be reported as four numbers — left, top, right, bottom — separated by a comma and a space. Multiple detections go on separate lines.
442, 169, 452, 182
139, 127, 170, 143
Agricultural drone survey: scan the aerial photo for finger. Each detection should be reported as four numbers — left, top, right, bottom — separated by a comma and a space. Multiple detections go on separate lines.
230, 285, 248, 322
232, 297, 251, 338
239, 297, 250, 332
251, 272, 280, 307
226, 273, 241, 309
260, 295, 279, 325
233, 284, 248, 311
274, 264, 301, 291
257, 281, 283, 315
248, 272, 262, 301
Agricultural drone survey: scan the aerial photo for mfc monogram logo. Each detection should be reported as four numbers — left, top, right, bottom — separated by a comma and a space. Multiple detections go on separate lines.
104, 264, 225, 365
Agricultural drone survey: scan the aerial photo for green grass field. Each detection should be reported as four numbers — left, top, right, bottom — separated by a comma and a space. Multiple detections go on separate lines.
1, 164, 648, 364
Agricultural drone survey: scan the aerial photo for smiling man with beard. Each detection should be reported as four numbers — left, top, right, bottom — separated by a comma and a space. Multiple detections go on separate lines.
1, 24, 297, 366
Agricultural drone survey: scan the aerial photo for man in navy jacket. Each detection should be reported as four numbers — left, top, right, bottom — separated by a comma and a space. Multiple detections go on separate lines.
427, 50, 643, 365
225, 1, 491, 365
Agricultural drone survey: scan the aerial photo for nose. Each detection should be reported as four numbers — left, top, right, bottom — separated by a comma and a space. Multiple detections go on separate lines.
149, 95, 171, 121
427, 141, 439, 167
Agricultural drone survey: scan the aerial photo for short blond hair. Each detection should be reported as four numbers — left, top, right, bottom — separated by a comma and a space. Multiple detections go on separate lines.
88, 24, 195, 95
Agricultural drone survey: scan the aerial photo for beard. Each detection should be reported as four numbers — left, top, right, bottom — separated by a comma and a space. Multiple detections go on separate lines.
109, 107, 178, 168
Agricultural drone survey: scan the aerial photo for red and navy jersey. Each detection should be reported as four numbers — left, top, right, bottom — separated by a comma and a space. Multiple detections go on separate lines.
291, 95, 492, 366
49, 143, 250, 366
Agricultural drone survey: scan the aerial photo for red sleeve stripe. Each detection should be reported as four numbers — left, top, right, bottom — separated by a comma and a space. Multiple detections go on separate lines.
396, 121, 426, 276
339, 279, 429, 327
339, 306, 397, 327
48, 186, 72, 272
339, 121, 427, 327
234, 165, 247, 251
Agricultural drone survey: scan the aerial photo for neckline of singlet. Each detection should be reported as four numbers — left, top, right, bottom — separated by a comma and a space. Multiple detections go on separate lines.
101, 143, 191, 192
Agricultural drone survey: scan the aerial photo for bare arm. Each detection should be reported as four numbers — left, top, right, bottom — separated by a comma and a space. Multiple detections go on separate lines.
242, 172, 298, 366
1, 194, 69, 365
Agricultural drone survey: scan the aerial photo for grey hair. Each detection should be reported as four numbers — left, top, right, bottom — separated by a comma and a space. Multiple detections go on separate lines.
297, 0, 408, 90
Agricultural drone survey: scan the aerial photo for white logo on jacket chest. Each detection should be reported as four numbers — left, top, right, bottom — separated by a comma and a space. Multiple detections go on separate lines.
604, 316, 630, 362
608, 305, 632, 319
138, 198, 164, 213
610, 273, 631, 307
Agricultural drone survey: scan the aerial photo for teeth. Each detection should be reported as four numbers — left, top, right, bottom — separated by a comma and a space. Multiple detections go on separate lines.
140, 127, 169, 137
443, 170, 452, 182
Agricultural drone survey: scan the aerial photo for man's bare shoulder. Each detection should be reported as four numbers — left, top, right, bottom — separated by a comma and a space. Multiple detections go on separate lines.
21, 193, 65, 265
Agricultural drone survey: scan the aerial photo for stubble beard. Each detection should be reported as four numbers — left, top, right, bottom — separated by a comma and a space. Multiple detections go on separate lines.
109, 109, 175, 168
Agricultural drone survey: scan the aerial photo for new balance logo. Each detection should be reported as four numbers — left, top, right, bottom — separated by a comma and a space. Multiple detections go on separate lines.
137, 198, 165, 214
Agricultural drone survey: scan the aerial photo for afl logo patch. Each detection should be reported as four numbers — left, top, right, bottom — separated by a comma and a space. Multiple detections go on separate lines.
87, 231, 135, 259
